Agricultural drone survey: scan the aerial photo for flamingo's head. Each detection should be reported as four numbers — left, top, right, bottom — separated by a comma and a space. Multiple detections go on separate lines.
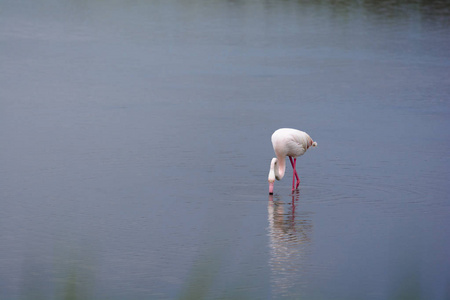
268, 159, 276, 194
268, 171, 275, 194
268, 181, 274, 195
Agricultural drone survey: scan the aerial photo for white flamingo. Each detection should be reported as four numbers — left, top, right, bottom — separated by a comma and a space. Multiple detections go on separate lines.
268, 128, 317, 194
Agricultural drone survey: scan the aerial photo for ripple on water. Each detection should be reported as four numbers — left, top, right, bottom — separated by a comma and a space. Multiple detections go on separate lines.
300, 171, 449, 218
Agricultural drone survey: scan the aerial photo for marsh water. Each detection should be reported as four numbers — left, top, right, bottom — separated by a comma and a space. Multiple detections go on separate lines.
1, 0, 450, 299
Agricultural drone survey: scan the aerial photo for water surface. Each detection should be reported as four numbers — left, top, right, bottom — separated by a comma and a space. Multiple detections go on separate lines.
1, 0, 450, 299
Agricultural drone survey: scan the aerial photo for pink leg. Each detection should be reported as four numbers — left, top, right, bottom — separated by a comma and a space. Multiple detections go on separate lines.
292, 167, 296, 192
294, 158, 300, 189
289, 157, 300, 191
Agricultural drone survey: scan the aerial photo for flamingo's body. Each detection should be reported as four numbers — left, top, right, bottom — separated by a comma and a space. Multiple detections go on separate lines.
268, 128, 317, 194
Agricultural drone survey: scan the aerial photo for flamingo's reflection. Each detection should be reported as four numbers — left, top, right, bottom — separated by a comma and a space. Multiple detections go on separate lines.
267, 190, 313, 298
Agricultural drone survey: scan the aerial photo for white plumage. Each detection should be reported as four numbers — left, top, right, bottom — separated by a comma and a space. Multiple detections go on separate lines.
268, 128, 317, 194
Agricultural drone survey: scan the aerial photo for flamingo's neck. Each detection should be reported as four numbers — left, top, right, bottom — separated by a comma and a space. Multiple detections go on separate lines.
276, 156, 286, 180
268, 156, 286, 182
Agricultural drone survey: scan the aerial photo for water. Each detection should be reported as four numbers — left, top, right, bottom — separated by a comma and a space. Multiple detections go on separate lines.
1, 0, 450, 299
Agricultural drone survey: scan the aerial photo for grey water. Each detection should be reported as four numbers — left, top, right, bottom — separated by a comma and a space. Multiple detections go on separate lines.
1, 0, 450, 299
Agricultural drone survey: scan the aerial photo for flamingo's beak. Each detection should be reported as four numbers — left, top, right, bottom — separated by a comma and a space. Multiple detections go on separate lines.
269, 181, 274, 195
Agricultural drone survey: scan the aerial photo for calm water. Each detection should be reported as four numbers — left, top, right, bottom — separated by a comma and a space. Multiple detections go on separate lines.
1, 0, 450, 299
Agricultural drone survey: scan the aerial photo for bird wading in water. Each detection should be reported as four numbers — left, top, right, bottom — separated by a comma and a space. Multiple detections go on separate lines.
268, 128, 317, 194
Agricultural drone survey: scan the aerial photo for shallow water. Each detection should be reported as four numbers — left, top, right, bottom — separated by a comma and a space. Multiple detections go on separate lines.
1, 0, 450, 299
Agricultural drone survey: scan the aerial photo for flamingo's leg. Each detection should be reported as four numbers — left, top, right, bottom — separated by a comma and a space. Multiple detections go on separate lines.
289, 157, 300, 191
294, 158, 300, 189
288, 157, 298, 191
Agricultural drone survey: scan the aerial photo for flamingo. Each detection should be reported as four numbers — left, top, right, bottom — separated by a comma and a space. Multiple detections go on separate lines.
268, 128, 317, 194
